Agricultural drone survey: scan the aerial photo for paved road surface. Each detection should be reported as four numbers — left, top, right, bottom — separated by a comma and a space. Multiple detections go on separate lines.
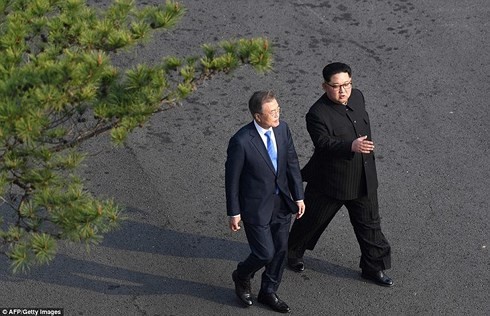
1, 0, 489, 315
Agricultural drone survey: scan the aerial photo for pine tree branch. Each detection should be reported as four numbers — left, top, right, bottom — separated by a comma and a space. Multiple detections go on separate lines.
50, 121, 118, 152
0, 0, 273, 273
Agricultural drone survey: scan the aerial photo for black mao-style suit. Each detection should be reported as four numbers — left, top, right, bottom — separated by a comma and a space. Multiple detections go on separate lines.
226, 120, 304, 293
288, 89, 391, 272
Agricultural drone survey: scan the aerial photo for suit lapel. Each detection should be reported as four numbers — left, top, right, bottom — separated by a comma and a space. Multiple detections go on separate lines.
272, 125, 283, 174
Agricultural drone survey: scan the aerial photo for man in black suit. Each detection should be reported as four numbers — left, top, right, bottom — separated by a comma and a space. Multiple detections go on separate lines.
226, 91, 305, 313
287, 62, 393, 287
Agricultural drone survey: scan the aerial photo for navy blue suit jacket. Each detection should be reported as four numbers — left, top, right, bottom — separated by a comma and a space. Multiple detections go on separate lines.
225, 121, 304, 225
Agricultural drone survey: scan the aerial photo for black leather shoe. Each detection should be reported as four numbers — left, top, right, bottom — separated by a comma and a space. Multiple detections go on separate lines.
257, 292, 290, 313
361, 270, 394, 287
287, 258, 304, 273
232, 270, 253, 306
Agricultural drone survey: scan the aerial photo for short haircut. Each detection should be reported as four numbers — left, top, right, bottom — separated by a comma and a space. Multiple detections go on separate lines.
249, 90, 276, 115
322, 62, 352, 83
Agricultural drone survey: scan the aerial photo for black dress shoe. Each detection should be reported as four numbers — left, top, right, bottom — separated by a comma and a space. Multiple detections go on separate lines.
287, 258, 305, 273
361, 270, 394, 287
257, 292, 290, 313
232, 270, 253, 306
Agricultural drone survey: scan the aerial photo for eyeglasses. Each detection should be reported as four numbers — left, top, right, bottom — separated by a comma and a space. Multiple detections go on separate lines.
260, 107, 281, 117
325, 81, 352, 91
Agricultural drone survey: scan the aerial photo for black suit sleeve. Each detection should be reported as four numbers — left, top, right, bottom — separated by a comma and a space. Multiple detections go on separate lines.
306, 111, 353, 159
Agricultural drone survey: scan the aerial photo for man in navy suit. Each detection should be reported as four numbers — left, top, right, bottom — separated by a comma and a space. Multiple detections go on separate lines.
226, 90, 305, 313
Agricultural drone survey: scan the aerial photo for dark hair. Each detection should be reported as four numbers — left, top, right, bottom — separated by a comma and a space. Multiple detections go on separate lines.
248, 90, 276, 115
322, 62, 352, 82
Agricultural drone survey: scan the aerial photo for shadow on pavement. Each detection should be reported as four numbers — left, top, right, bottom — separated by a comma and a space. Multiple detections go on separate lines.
0, 254, 241, 307
301, 257, 359, 280
0, 216, 358, 305
101, 218, 249, 261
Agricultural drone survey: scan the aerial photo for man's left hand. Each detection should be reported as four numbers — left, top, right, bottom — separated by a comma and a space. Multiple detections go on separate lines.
296, 201, 306, 219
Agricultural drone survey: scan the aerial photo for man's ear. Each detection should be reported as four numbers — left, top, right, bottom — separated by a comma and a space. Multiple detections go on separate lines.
321, 82, 328, 92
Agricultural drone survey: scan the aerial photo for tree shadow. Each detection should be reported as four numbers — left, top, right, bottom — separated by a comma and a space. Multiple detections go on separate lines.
0, 212, 360, 305
0, 216, 251, 306
0, 254, 244, 307
102, 216, 359, 281
100, 218, 249, 261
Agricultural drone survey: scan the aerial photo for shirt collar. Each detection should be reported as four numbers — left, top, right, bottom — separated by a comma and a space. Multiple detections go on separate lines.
253, 120, 273, 135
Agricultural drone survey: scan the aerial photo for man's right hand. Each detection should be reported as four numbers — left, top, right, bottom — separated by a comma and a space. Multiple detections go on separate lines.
352, 135, 375, 154
229, 215, 241, 232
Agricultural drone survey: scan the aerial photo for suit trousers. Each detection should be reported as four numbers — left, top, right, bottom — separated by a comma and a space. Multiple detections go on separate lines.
236, 195, 291, 294
288, 184, 391, 272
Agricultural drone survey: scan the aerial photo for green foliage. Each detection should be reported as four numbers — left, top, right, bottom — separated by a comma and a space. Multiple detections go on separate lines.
200, 38, 272, 73
0, 0, 272, 273
8, 232, 57, 273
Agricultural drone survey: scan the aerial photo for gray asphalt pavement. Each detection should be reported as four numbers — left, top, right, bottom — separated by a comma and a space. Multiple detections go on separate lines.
1, 0, 489, 315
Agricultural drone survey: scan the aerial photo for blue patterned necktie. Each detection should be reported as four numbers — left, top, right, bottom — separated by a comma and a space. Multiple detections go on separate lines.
265, 131, 277, 172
